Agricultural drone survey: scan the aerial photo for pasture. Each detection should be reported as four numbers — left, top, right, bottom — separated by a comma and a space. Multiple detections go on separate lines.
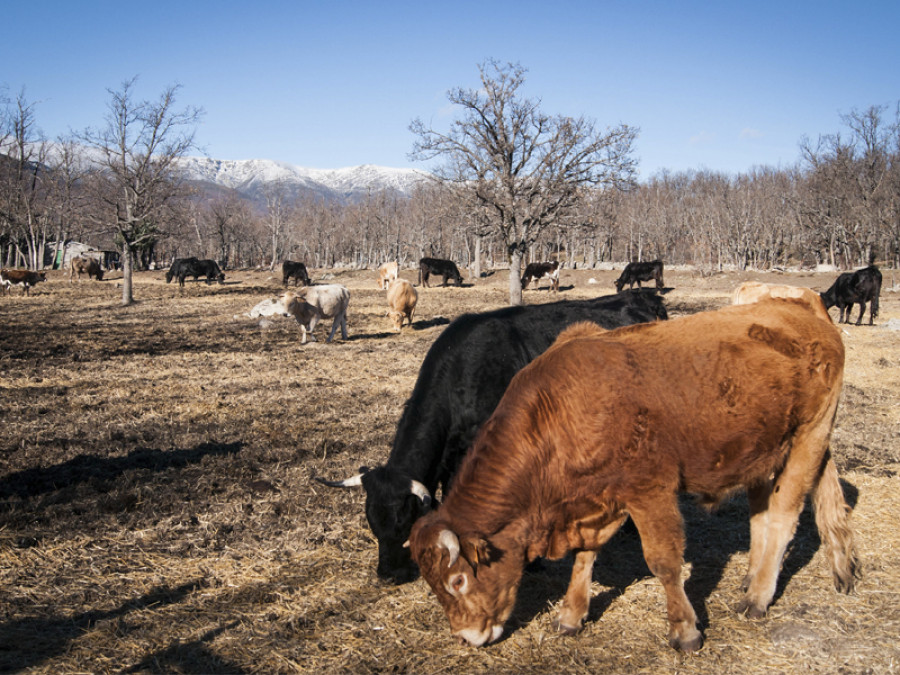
1, 266, 898, 674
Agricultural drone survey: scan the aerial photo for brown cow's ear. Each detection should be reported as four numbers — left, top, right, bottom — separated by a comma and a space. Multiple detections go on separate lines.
461, 535, 493, 575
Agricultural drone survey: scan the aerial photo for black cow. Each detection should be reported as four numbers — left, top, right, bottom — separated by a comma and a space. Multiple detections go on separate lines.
282, 260, 311, 287
521, 261, 560, 292
317, 290, 668, 584
418, 257, 463, 287
821, 265, 882, 325
615, 260, 664, 292
166, 257, 225, 286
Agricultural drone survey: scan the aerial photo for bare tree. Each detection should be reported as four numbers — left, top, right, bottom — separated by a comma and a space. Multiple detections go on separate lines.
81, 77, 201, 305
410, 60, 637, 304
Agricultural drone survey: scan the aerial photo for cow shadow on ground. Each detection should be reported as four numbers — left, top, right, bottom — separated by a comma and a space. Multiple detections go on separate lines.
0, 441, 243, 503
0, 579, 246, 674
344, 317, 451, 341
509, 478, 860, 639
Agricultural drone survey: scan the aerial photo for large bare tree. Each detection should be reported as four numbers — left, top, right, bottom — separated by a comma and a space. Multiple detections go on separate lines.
410, 60, 638, 304
81, 77, 201, 305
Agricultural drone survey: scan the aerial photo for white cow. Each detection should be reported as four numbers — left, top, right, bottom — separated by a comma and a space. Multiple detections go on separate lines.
275, 285, 350, 344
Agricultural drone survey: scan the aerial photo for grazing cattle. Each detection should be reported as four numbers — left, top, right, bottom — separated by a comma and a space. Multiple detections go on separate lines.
386, 278, 418, 331
317, 290, 668, 584
731, 281, 831, 321
0, 268, 47, 296
521, 261, 560, 292
419, 257, 463, 287
69, 256, 104, 282
166, 258, 225, 286
820, 265, 882, 325
282, 260, 312, 287
410, 299, 857, 652
274, 284, 349, 344
614, 260, 664, 292
377, 261, 399, 290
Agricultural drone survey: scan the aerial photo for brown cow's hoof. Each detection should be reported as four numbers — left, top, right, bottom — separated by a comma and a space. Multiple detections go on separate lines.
736, 597, 767, 619
670, 631, 703, 653
551, 619, 581, 636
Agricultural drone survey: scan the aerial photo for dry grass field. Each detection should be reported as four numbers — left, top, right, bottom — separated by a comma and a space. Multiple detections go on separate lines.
1, 265, 898, 674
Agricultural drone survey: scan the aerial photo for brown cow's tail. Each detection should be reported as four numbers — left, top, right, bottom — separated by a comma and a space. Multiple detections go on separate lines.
812, 452, 859, 593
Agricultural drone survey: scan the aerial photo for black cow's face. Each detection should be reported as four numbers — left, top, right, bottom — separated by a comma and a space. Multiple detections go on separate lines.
361, 468, 434, 584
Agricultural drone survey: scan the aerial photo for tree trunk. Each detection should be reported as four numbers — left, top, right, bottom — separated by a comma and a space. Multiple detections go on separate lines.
508, 246, 524, 306
473, 234, 483, 279
121, 245, 134, 306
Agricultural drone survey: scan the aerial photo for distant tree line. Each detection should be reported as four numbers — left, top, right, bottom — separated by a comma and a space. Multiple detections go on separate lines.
2, 74, 898, 302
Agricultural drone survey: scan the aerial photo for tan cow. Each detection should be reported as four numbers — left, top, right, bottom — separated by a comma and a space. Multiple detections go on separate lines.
377, 261, 399, 290
731, 281, 831, 321
69, 256, 104, 282
410, 298, 856, 652
386, 278, 417, 331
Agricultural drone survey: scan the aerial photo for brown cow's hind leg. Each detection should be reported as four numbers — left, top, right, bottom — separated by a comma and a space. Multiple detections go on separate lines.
742, 480, 773, 592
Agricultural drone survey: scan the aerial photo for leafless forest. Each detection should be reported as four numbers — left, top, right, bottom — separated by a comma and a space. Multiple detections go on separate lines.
2, 90, 900, 277
1, 267, 898, 674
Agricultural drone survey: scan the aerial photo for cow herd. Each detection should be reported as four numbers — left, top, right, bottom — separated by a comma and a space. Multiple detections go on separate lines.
0, 251, 888, 653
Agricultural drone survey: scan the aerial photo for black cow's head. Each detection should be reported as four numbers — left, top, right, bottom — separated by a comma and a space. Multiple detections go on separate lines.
316, 465, 433, 584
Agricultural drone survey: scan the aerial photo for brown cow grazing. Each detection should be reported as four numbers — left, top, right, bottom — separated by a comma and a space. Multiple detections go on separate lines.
69, 256, 104, 282
410, 299, 857, 652
0, 268, 47, 296
386, 278, 417, 331
731, 281, 831, 321
377, 261, 399, 290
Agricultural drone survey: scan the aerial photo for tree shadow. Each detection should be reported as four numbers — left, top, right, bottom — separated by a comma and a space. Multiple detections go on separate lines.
122, 622, 244, 674
0, 441, 243, 501
0, 580, 212, 673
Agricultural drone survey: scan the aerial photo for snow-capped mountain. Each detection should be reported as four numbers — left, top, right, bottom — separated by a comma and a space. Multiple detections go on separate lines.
178, 156, 429, 203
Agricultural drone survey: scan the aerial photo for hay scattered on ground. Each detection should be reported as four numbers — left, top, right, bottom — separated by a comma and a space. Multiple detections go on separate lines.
1, 267, 898, 674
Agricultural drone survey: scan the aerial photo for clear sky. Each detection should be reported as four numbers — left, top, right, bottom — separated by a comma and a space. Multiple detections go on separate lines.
3, 0, 898, 179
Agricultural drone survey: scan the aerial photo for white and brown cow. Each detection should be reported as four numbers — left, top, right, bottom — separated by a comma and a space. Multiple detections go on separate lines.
386, 278, 417, 331
1, 268, 47, 296
274, 285, 350, 344
521, 261, 560, 292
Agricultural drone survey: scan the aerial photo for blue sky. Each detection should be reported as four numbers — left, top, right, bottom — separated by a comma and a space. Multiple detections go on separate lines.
3, 1, 898, 179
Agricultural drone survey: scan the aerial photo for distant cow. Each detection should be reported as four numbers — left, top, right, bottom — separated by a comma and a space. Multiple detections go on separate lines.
69, 256, 104, 282
377, 261, 399, 290
820, 265, 882, 325
387, 278, 417, 331
0, 268, 46, 296
731, 281, 831, 322
521, 261, 560, 292
274, 284, 349, 344
282, 260, 311, 287
614, 260, 664, 292
166, 258, 225, 287
419, 257, 463, 287
410, 299, 856, 651
317, 290, 668, 584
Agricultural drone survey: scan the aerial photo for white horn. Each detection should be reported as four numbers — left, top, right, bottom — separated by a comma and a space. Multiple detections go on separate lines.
437, 529, 460, 567
410, 480, 432, 505
315, 473, 363, 488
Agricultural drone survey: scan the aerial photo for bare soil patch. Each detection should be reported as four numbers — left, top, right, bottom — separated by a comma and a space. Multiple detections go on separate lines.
1, 266, 898, 674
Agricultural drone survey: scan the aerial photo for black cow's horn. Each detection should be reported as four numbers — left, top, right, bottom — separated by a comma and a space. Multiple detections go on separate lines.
315, 473, 363, 488
410, 480, 432, 505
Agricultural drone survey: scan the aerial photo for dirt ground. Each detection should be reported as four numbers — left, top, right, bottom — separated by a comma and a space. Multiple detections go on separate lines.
1, 265, 898, 674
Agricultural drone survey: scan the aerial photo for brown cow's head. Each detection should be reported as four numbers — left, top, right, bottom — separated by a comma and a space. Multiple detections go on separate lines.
409, 513, 525, 646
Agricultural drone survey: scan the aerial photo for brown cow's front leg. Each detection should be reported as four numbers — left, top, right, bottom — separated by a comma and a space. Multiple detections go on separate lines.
554, 550, 596, 634
629, 497, 702, 652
